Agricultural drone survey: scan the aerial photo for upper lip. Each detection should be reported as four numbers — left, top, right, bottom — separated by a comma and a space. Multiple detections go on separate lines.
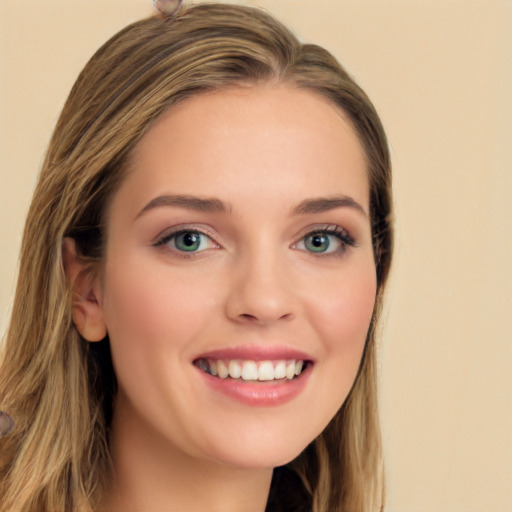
193, 345, 315, 362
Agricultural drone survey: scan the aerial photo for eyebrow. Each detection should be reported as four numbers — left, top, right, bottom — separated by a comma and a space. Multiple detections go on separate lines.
136, 193, 366, 219
292, 196, 367, 217
136, 194, 230, 219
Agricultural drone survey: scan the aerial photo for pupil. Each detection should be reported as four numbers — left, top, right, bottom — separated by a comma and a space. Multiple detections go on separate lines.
312, 235, 324, 247
183, 233, 197, 246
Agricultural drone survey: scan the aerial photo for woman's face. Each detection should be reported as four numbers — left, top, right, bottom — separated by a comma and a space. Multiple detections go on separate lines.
98, 84, 376, 469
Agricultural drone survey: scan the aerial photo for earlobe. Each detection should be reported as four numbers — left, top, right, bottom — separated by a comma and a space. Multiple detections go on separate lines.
62, 237, 107, 342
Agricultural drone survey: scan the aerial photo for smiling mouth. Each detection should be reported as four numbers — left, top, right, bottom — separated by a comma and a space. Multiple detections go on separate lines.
193, 358, 309, 382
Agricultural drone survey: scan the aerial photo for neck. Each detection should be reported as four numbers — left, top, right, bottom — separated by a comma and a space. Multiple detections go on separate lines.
101, 397, 273, 512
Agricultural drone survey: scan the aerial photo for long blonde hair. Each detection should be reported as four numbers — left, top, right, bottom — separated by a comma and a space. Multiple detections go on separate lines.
0, 4, 393, 511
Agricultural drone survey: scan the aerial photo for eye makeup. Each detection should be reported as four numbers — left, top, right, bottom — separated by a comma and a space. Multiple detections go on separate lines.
152, 221, 356, 260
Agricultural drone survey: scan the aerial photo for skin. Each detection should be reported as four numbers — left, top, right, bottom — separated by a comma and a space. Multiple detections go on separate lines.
69, 84, 377, 511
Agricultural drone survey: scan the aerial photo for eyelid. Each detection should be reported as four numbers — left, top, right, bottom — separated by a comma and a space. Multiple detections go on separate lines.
296, 224, 355, 242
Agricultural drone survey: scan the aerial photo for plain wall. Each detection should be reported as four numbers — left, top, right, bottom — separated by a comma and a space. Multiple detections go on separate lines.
1, 1, 511, 510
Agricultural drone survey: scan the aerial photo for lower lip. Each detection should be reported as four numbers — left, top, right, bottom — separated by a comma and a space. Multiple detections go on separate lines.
196, 365, 312, 406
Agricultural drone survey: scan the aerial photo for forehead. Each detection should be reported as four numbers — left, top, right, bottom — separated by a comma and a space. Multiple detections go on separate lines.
114, 84, 369, 217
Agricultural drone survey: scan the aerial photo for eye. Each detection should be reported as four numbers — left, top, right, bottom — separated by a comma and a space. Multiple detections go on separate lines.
293, 227, 355, 255
155, 229, 218, 253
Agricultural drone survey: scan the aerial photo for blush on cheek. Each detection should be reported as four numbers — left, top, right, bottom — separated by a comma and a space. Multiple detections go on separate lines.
318, 281, 376, 354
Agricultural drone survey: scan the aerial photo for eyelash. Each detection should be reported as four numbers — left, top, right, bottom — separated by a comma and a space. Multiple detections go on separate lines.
153, 225, 355, 257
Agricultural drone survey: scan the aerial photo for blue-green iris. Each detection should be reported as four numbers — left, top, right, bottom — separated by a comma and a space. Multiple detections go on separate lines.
175, 232, 202, 252
304, 233, 330, 253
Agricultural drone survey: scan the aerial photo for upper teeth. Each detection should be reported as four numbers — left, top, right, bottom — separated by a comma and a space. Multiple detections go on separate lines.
195, 359, 305, 381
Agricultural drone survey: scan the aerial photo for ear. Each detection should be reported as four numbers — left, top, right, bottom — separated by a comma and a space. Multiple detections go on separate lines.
62, 237, 107, 342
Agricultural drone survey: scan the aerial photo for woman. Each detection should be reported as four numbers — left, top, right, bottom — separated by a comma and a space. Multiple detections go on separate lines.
0, 2, 393, 511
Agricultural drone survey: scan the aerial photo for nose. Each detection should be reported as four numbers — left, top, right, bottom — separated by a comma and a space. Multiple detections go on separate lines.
225, 250, 295, 325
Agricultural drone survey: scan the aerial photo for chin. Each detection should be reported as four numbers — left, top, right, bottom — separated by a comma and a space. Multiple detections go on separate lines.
213, 449, 304, 471
200, 428, 318, 471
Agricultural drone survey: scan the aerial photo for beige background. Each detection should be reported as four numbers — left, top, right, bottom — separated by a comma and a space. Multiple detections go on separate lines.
1, 0, 511, 510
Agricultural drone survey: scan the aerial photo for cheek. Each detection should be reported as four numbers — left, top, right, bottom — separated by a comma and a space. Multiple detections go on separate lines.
100, 259, 219, 379
293, 263, 377, 436
99, 260, 225, 428
313, 267, 376, 346
305, 262, 377, 396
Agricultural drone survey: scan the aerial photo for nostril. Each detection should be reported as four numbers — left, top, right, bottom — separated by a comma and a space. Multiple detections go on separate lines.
240, 313, 258, 321
238, 312, 293, 323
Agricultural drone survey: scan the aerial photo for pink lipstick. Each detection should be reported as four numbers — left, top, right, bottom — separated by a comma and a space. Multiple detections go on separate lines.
192, 345, 314, 406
